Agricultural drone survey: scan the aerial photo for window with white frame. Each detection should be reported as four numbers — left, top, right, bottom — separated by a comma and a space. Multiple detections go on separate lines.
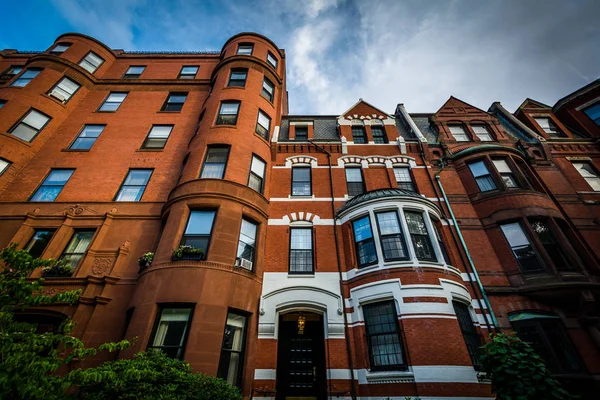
472, 125, 493, 141
248, 155, 266, 194
49, 77, 80, 102
79, 52, 104, 74
375, 211, 408, 261
404, 211, 436, 261
255, 110, 271, 140
98, 92, 127, 111
492, 159, 519, 188
237, 219, 257, 267
533, 117, 566, 138
352, 215, 377, 267
345, 167, 365, 196
572, 162, 600, 191
449, 125, 469, 141
289, 227, 313, 273
393, 167, 415, 192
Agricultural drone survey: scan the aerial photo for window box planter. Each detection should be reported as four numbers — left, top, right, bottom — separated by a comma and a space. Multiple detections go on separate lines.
171, 245, 205, 262
42, 260, 73, 277
138, 252, 154, 272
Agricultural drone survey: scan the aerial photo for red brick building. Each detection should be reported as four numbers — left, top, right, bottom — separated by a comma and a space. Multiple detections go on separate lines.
1, 32, 599, 400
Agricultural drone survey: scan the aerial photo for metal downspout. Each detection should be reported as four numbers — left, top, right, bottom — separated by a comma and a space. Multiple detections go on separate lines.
434, 163, 499, 329
309, 140, 358, 400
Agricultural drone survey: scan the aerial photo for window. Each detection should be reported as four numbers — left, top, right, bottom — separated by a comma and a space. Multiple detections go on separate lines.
583, 102, 600, 126
237, 219, 257, 266
511, 315, 582, 373
255, 110, 271, 140
237, 43, 253, 55
217, 311, 248, 386
291, 167, 311, 196
363, 301, 405, 370
352, 216, 377, 267
472, 125, 493, 141
1, 66, 23, 79
261, 78, 274, 102
227, 68, 247, 87
11, 68, 42, 87
500, 222, 546, 273
294, 126, 308, 140
70, 125, 105, 150
371, 126, 387, 143
533, 117, 565, 138
345, 167, 365, 196
529, 218, 572, 271
181, 210, 216, 255
572, 162, 600, 191
24, 229, 55, 259
50, 43, 70, 54
30, 169, 74, 202
468, 160, 497, 192
201, 146, 230, 179
98, 92, 127, 112
351, 126, 367, 143
148, 306, 193, 359
289, 228, 313, 273
393, 167, 415, 192
216, 101, 240, 125
267, 51, 278, 69
376, 211, 408, 261
123, 66, 145, 79
0, 158, 10, 175
161, 93, 187, 112
405, 211, 436, 261
432, 220, 451, 265
248, 156, 266, 194
59, 230, 95, 272
79, 52, 104, 74
10, 109, 51, 142
48, 77, 80, 102
449, 125, 469, 141
115, 169, 153, 201
492, 159, 518, 188
142, 125, 172, 149
178, 66, 199, 79
453, 302, 482, 370
0, 100, 5, 108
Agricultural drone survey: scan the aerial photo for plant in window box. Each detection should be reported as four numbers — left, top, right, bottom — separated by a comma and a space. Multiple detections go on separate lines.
42, 259, 73, 277
171, 245, 205, 261
138, 252, 154, 271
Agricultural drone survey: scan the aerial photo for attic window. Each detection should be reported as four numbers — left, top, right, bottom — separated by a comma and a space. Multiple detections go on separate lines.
295, 126, 308, 141
449, 125, 469, 142
533, 117, 566, 138
472, 125, 493, 141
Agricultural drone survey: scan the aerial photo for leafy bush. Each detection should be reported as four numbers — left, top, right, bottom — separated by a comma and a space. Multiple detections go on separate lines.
172, 245, 204, 259
74, 349, 242, 400
480, 333, 573, 400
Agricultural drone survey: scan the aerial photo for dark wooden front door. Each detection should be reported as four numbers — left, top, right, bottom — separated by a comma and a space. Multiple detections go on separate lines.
276, 313, 326, 400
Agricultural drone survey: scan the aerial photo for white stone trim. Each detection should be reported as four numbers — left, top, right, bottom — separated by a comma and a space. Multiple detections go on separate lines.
289, 121, 314, 126
284, 155, 318, 168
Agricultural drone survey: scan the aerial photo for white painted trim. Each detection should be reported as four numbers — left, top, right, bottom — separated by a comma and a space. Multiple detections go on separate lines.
289, 121, 314, 126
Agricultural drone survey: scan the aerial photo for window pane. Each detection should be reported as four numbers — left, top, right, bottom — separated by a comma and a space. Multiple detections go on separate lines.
258, 111, 270, 129
12, 124, 39, 142
0, 159, 9, 175
583, 103, 600, 126
345, 168, 362, 182
377, 212, 401, 235
25, 230, 55, 259
106, 93, 127, 103
239, 219, 257, 245
149, 126, 172, 138
51, 44, 70, 53
251, 157, 266, 177
201, 164, 225, 179
267, 52, 277, 68
468, 161, 489, 178
126, 66, 145, 74
248, 174, 263, 192
492, 159, 511, 173
352, 127, 366, 143
237, 44, 253, 55
71, 125, 104, 150
500, 223, 529, 247
353, 217, 373, 241
185, 211, 215, 235
56, 77, 80, 95
453, 302, 482, 369
405, 212, 427, 235
22, 110, 50, 130
220, 102, 239, 114
291, 228, 312, 249
205, 148, 229, 163
124, 170, 152, 185
181, 66, 198, 74
218, 312, 247, 386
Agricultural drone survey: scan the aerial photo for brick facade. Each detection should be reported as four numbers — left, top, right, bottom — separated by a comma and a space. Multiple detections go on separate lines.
1, 33, 599, 399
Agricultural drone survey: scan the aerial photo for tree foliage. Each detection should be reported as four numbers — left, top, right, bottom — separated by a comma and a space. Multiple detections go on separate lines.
480, 333, 573, 400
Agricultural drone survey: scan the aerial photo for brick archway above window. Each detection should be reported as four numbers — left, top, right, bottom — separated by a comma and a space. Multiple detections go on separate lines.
284, 155, 318, 168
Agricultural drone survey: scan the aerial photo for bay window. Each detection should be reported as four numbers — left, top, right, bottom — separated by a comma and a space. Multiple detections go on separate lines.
217, 311, 248, 387
200, 146, 229, 179
375, 211, 408, 261
181, 211, 216, 257
500, 222, 546, 273
352, 216, 377, 267
248, 155, 266, 194
148, 306, 193, 359
468, 160, 497, 192
404, 211, 436, 261
492, 159, 519, 188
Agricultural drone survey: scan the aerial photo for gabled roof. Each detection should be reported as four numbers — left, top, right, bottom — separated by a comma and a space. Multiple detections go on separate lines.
515, 98, 552, 112
488, 102, 543, 143
553, 79, 600, 112
434, 96, 489, 116
278, 115, 340, 142
340, 98, 393, 119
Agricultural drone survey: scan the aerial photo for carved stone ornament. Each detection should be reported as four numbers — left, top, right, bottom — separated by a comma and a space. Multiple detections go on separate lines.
120, 240, 130, 250
64, 204, 84, 216
32, 208, 41, 215
91, 258, 114, 276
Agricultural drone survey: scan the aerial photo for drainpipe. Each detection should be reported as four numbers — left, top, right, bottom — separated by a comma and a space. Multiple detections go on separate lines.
434, 158, 499, 329
309, 139, 358, 400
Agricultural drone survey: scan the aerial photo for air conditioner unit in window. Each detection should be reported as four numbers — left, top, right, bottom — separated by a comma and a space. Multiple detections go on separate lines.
235, 257, 253, 270
49, 90, 67, 103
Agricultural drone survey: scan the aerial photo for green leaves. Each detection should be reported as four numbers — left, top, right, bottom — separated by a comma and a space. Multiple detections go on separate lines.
480, 333, 574, 400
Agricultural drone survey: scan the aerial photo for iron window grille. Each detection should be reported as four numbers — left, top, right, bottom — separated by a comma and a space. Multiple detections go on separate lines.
161, 93, 187, 112
393, 167, 416, 192
500, 222, 547, 274
79, 51, 104, 74
345, 167, 365, 196
70, 125, 105, 150
405, 211, 436, 261
216, 101, 240, 125
352, 216, 377, 267
468, 160, 497, 192
227, 68, 248, 87
115, 169, 153, 201
11, 68, 42, 87
200, 146, 230, 179
30, 169, 74, 202
142, 125, 173, 149
453, 301, 482, 370
363, 301, 406, 371
123, 66, 145, 78
291, 167, 311, 196
98, 92, 127, 112
148, 306, 194, 359
375, 211, 408, 261
289, 228, 314, 274
178, 66, 199, 79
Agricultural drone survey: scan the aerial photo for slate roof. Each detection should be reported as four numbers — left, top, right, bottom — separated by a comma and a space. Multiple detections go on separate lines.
278, 116, 340, 142
337, 188, 423, 215
496, 114, 537, 143
410, 114, 439, 143
394, 117, 418, 140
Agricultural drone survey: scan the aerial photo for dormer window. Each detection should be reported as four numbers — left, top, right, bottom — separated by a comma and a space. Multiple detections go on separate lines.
583, 102, 600, 126
472, 125, 493, 141
351, 120, 367, 144
533, 117, 566, 138
449, 125, 469, 141
294, 125, 308, 141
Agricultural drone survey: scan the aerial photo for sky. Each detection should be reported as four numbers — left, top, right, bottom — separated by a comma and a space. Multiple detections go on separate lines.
1, 0, 599, 115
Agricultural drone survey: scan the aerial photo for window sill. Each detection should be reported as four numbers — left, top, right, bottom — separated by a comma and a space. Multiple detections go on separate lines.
157, 111, 182, 114
94, 110, 118, 113
136, 148, 164, 152
61, 148, 90, 152
289, 194, 314, 199
287, 273, 315, 278
260, 93, 274, 104
0, 131, 33, 147
222, 86, 246, 90
254, 132, 270, 145
211, 124, 238, 129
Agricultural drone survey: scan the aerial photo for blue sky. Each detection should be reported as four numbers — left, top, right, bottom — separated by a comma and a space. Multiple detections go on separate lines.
2, 0, 599, 115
